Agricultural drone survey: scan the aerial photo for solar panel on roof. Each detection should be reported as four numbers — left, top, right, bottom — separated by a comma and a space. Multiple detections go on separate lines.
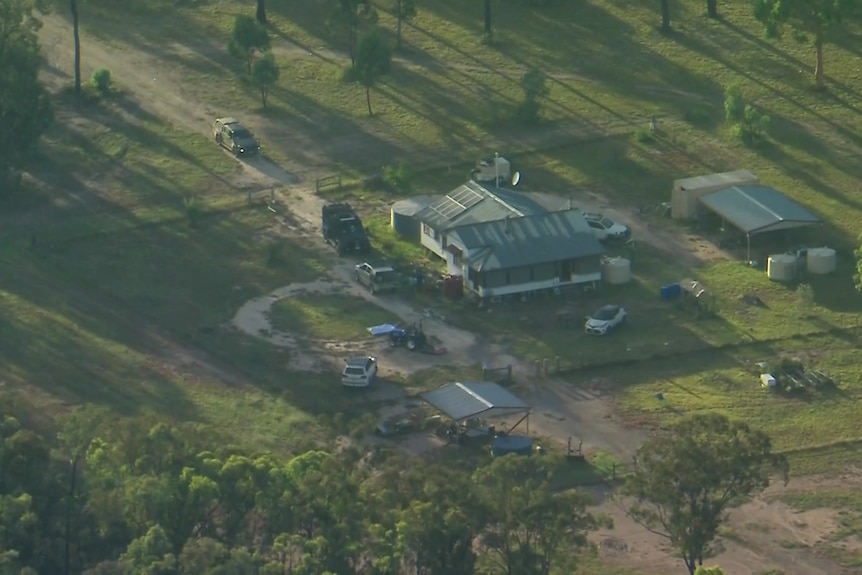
428, 186, 485, 220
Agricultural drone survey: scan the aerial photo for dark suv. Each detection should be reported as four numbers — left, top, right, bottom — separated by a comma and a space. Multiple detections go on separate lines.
213, 117, 260, 156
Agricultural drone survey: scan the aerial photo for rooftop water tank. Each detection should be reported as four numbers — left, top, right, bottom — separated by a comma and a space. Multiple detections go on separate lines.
767, 254, 797, 282
390, 196, 436, 240
601, 257, 632, 285
806, 247, 837, 275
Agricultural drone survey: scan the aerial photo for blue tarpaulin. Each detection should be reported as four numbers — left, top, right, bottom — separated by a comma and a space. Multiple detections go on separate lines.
368, 324, 399, 336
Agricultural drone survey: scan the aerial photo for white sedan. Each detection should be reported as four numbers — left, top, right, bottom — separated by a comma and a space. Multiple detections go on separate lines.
585, 305, 627, 335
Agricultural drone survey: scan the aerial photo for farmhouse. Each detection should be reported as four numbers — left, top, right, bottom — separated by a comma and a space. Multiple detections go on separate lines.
413, 181, 562, 259
443, 209, 604, 298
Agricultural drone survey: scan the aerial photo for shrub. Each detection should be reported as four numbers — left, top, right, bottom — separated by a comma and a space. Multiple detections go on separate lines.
91, 68, 112, 94
382, 161, 414, 193
723, 83, 769, 146
632, 126, 654, 144
183, 196, 203, 227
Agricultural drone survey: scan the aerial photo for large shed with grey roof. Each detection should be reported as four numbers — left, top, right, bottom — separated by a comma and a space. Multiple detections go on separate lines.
698, 185, 821, 259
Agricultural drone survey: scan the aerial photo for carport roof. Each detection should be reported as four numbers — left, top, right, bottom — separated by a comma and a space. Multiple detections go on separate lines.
699, 185, 820, 235
420, 382, 530, 422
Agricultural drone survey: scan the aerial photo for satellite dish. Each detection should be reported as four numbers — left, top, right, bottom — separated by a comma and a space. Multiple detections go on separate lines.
511, 171, 521, 187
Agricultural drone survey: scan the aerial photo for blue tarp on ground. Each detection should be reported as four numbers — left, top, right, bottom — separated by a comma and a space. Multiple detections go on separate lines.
368, 324, 399, 336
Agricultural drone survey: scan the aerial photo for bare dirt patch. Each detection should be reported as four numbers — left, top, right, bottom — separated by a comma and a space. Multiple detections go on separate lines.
589, 476, 860, 575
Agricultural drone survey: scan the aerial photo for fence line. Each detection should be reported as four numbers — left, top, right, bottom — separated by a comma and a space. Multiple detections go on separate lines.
315, 174, 342, 194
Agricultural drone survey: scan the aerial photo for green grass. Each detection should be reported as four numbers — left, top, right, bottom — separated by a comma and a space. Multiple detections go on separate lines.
70, 0, 862, 248
614, 330, 862, 473
270, 293, 402, 341
778, 489, 862, 566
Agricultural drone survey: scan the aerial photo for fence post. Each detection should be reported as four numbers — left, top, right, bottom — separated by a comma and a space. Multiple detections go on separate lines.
542, 358, 548, 376
247, 190, 252, 205
507, 364, 512, 381
482, 367, 488, 380
611, 463, 616, 481
534, 360, 541, 377
555, 356, 560, 373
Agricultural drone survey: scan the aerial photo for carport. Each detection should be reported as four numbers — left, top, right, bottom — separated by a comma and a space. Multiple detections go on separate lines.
698, 185, 821, 259
421, 381, 531, 433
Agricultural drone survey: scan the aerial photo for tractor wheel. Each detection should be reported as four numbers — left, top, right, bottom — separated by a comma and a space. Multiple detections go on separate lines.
406, 338, 418, 351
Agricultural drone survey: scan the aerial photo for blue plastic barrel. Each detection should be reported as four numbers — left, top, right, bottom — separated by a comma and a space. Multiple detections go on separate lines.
660, 283, 682, 300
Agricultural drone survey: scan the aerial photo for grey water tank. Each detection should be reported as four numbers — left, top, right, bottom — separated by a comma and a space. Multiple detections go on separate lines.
390, 195, 436, 240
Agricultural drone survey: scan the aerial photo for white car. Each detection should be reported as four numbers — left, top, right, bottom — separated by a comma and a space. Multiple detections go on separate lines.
584, 213, 631, 243
341, 356, 378, 387
585, 304, 627, 335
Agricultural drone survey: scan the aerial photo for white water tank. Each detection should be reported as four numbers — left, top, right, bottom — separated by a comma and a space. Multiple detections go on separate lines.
806, 247, 837, 275
767, 254, 797, 282
601, 257, 632, 285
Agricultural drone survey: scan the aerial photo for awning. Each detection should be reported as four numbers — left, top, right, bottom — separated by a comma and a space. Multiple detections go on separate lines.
699, 185, 820, 235
421, 382, 530, 422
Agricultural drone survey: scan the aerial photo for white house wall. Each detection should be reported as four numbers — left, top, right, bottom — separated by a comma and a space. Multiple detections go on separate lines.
420, 227, 446, 258
473, 271, 601, 298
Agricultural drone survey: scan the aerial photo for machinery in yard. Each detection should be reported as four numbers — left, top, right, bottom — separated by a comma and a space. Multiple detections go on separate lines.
367, 321, 447, 354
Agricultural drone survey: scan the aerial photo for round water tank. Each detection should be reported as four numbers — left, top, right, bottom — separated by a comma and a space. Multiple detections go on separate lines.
807, 247, 837, 275
491, 435, 533, 457
767, 254, 797, 282
601, 257, 632, 285
390, 196, 436, 240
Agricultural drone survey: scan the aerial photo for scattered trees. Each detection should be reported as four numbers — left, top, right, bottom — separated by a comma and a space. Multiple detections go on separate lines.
660, 0, 671, 32
706, 0, 718, 18
0, 0, 53, 190
754, 0, 857, 90
724, 83, 770, 146
0, 403, 606, 573
352, 30, 393, 115
625, 413, 788, 575
392, 0, 416, 49
333, 0, 374, 67
251, 51, 279, 107
516, 68, 549, 124
227, 14, 270, 74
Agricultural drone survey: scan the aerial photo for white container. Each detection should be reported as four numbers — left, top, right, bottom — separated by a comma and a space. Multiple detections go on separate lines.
601, 257, 632, 285
767, 254, 797, 282
806, 247, 837, 275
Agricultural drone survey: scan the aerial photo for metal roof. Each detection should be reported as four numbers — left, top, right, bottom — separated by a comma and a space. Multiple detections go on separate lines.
674, 170, 758, 192
699, 185, 820, 235
448, 209, 604, 271
414, 181, 548, 231
421, 382, 530, 422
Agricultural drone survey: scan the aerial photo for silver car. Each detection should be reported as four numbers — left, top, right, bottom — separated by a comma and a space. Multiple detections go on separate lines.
341, 356, 378, 387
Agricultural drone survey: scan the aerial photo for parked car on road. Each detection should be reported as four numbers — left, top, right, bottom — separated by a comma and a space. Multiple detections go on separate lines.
585, 304, 627, 335
355, 263, 399, 294
213, 117, 260, 156
341, 356, 378, 388
584, 213, 631, 243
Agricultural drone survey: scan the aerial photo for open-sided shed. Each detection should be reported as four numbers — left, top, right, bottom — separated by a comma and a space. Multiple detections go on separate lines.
699, 185, 820, 258
421, 381, 530, 429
